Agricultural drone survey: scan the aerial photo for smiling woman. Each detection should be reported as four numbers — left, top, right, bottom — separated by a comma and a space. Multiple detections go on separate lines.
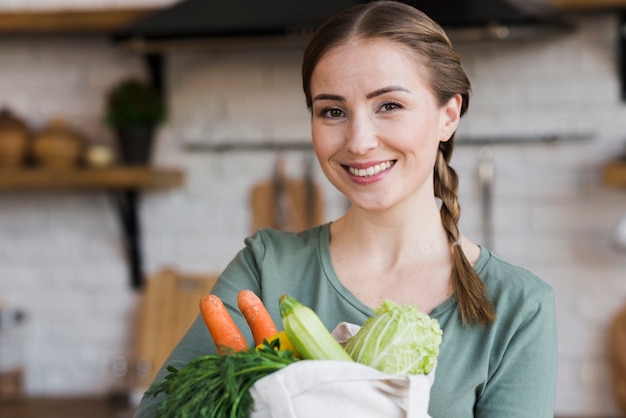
133, 2, 557, 418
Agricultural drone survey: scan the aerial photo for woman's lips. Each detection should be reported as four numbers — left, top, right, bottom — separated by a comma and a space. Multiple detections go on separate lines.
346, 160, 394, 178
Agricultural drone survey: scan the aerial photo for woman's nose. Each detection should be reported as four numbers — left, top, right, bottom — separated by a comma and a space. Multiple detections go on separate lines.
345, 114, 378, 155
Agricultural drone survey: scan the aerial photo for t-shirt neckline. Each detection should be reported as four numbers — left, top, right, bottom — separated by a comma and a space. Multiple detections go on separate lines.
318, 223, 491, 319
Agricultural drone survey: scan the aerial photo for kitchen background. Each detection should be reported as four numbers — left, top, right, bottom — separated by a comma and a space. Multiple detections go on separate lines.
0, 0, 626, 417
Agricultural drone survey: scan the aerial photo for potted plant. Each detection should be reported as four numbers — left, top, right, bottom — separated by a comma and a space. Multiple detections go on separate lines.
105, 78, 166, 165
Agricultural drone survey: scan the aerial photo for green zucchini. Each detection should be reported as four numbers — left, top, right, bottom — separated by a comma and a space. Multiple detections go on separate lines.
279, 294, 354, 362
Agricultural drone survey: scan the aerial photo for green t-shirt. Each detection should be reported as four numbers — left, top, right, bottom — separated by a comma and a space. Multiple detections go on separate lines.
134, 224, 557, 418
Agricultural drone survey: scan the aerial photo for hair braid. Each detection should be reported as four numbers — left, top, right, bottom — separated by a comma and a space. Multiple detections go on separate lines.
435, 141, 495, 326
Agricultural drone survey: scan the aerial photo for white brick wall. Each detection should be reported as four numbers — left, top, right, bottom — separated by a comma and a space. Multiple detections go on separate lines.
0, 5, 625, 417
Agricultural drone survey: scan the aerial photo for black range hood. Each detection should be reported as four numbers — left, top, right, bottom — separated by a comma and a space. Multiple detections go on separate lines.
112, 0, 575, 51
112, 0, 357, 51
417, 0, 575, 41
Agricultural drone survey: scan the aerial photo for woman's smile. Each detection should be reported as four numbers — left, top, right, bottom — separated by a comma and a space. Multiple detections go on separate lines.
346, 160, 394, 177
343, 160, 396, 185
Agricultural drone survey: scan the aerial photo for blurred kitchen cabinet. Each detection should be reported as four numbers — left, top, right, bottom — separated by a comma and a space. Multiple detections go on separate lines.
133, 268, 218, 390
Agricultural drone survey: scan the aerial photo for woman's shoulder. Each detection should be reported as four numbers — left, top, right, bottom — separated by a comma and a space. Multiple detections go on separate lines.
247, 223, 328, 245
476, 247, 554, 308
242, 223, 330, 259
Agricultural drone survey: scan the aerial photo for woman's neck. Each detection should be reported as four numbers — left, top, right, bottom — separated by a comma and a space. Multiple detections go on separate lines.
331, 199, 450, 266
328, 203, 456, 312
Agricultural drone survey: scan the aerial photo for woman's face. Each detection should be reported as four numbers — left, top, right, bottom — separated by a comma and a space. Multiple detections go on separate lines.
309, 39, 461, 212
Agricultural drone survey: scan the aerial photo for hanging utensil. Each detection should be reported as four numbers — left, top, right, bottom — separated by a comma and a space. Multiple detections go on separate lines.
272, 155, 290, 231
613, 211, 626, 251
250, 154, 325, 232
303, 152, 317, 228
478, 146, 495, 250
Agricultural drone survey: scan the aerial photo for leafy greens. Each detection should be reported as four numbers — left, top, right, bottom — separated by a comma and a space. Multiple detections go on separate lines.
342, 300, 442, 375
146, 339, 297, 418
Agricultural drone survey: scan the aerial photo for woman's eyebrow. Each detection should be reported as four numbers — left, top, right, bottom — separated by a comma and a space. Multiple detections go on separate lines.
312, 86, 410, 103
312, 93, 345, 102
366, 85, 411, 99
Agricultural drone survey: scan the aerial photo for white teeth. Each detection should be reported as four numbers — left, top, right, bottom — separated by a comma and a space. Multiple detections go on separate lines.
349, 161, 392, 177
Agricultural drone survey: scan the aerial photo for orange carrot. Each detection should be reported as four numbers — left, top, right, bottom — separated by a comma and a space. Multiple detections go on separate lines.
199, 294, 249, 354
237, 290, 278, 346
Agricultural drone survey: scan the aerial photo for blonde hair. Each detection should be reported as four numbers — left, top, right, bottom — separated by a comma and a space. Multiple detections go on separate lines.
302, 0, 495, 325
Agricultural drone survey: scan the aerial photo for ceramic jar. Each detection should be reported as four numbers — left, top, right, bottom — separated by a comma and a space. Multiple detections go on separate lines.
0, 108, 30, 168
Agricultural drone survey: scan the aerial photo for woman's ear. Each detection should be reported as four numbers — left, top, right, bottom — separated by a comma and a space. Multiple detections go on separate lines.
440, 94, 462, 142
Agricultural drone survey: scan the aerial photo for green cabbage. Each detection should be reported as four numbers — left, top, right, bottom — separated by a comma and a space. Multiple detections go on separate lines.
343, 300, 442, 375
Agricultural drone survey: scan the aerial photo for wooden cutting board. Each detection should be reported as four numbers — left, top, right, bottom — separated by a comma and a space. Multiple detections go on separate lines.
133, 269, 218, 389
250, 178, 324, 232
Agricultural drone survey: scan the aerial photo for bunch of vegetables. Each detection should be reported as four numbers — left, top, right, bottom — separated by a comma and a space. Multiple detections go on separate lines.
147, 292, 442, 418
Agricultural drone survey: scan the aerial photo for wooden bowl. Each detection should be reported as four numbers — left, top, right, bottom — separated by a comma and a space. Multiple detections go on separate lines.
31, 119, 83, 169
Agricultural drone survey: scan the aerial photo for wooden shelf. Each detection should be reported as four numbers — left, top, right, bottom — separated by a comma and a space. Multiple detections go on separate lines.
0, 8, 157, 34
0, 3, 623, 35
0, 166, 184, 290
0, 396, 134, 418
554, 0, 626, 10
0, 167, 184, 191
603, 161, 626, 188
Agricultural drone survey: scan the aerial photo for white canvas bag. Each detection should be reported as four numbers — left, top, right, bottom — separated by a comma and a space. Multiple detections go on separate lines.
249, 323, 435, 418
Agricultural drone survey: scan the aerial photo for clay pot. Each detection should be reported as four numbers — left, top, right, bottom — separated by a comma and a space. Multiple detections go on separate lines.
0, 108, 30, 168
31, 119, 83, 169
